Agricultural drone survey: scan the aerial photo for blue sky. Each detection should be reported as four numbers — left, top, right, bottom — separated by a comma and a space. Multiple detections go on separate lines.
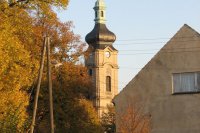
57, 0, 200, 91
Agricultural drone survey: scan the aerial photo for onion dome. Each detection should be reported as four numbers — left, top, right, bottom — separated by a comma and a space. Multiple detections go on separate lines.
86, 23, 116, 48
85, 0, 116, 49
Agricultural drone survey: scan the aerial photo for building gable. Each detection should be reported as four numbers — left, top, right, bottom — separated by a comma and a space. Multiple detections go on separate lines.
115, 24, 200, 100
114, 24, 200, 133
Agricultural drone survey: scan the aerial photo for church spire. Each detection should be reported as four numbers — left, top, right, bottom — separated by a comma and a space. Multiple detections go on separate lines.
85, 0, 118, 118
94, 0, 106, 24
85, 0, 116, 49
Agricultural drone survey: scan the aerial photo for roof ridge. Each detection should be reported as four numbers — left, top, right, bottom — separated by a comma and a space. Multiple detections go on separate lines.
182, 24, 200, 36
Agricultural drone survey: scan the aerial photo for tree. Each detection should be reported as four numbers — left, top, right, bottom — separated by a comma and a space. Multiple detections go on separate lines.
0, 0, 100, 132
117, 102, 151, 133
101, 105, 116, 133
33, 63, 102, 133
0, 7, 36, 131
0, 0, 79, 132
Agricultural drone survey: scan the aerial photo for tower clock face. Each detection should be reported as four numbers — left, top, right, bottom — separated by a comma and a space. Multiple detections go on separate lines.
105, 51, 111, 58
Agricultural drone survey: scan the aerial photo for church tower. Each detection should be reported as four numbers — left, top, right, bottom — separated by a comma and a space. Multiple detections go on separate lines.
85, 0, 118, 117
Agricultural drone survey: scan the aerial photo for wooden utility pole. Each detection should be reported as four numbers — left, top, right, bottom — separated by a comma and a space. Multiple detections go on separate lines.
47, 37, 54, 133
30, 37, 54, 133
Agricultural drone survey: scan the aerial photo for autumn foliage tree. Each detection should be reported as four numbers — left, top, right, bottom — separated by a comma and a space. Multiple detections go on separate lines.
34, 63, 102, 133
117, 102, 151, 133
101, 97, 151, 133
0, 2, 38, 132
0, 0, 101, 132
101, 105, 116, 133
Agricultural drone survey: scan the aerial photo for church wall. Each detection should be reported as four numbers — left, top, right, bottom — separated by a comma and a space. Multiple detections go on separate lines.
94, 48, 118, 116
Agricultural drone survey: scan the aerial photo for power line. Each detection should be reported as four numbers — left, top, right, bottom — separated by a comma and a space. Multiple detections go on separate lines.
119, 49, 159, 52
119, 67, 200, 70
116, 38, 169, 41
114, 39, 200, 45
115, 36, 199, 41
119, 53, 155, 55
118, 48, 200, 55
119, 46, 200, 52
84, 37, 200, 45
120, 67, 142, 69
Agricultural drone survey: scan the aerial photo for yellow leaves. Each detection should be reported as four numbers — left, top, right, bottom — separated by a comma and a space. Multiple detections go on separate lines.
0, 90, 29, 131
0, 7, 38, 131
78, 98, 100, 125
0, 0, 84, 131
0, 33, 32, 91
0, 7, 38, 91
34, 62, 101, 132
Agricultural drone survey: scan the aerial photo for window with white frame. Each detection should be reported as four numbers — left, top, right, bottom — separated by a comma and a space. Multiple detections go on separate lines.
172, 72, 200, 94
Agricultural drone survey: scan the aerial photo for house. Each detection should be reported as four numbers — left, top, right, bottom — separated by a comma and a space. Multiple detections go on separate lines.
114, 24, 200, 133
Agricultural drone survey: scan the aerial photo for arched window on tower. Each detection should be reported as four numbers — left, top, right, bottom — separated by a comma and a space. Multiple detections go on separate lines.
101, 11, 104, 17
106, 76, 111, 92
